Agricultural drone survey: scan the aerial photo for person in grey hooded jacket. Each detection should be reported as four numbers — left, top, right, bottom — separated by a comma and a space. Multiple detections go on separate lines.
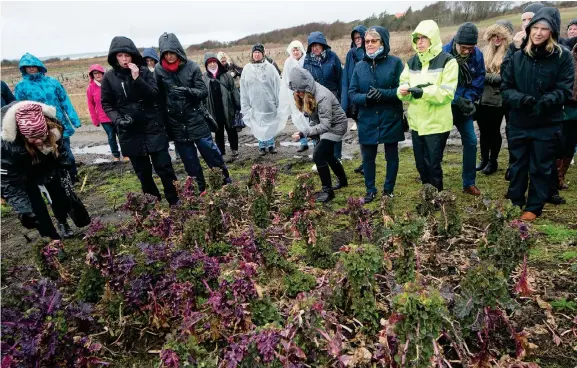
289, 67, 348, 203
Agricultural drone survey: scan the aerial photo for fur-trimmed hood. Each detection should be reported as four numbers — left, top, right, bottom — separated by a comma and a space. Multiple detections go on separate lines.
483, 23, 512, 43
1, 101, 56, 143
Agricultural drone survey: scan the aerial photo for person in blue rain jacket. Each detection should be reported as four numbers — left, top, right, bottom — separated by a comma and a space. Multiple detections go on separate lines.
14, 53, 82, 181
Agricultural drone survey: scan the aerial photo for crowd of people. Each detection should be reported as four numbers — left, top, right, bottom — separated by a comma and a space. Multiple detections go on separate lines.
1, 3, 576, 241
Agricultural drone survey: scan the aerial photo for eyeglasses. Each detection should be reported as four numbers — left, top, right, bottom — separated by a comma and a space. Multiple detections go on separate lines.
413, 35, 429, 43
365, 39, 381, 45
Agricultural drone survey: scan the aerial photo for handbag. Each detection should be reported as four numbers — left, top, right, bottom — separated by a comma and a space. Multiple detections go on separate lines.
232, 110, 246, 132
200, 103, 219, 133
59, 169, 91, 228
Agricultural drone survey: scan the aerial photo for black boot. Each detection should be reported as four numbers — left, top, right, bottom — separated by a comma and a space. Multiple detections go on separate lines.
364, 192, 377, 204
482, 161, 498, 175
547, 194, 566, 205
476, 157, 489, 171
354, 164, 364, 175
58, 221, 74, 239
315, 186, 335, 203
332, 176, 348, 190
505, 168, 511, 181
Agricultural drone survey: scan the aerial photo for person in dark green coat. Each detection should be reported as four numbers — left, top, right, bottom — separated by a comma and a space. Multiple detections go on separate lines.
349, 26, 405, 203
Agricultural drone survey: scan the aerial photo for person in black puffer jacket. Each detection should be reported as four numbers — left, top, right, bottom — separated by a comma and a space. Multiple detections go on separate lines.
501, 7, 574, 222
155, 32, 231, 193
202, 52, 241, 162
1, 101, 80, 239
101, 36, 178, 205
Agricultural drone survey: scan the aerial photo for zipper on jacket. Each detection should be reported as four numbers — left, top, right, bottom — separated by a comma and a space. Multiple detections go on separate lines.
121, 82, 127, 97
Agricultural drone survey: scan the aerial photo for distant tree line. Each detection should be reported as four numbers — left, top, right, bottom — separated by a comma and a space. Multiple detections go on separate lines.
186, 1, 576, 52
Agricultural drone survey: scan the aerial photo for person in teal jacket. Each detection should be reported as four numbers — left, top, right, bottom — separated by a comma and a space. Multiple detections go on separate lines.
14, 53, 82, 181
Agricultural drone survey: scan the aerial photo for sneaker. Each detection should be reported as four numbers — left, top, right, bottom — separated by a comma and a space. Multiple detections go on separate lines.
463, 185, 481, 196
268, 146, 278, 154
259, 148, 267, 156
297, 145, 309, 153
232, 150, 239, 157
363, 192, 377, 204
311, 164, 317, 172
520, 211, 537, 222
382, 191, 394, 198
57, 222, 74, 239
350, 122, 358, 131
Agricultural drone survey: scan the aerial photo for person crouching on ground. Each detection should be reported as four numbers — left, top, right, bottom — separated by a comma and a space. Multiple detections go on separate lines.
289, 67, 348, 203
1, 102, 82, 239
101, 36, 179, 205
501, 7, 573, 222
155, 32, 232, 193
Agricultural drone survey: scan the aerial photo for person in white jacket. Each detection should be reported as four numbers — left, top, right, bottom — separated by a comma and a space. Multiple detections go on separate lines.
280, 40, 310, 153
240, 43, 289, 156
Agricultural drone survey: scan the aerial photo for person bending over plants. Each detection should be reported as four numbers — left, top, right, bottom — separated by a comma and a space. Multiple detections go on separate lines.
289, 67, 348, 203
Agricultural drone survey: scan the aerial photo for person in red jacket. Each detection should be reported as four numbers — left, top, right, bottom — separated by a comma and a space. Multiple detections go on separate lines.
86, 64, 125, 162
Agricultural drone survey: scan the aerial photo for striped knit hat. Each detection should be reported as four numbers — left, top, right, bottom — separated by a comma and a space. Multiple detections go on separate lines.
15, 103, 48, 139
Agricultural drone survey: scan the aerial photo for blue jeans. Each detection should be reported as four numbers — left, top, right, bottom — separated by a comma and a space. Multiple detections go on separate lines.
258, 138, 275, 149
175, 136, 230, 192
361, 143, 399, 195
453, 107, 477, 188
101, 123, 120, 158
61, 137, 78, 179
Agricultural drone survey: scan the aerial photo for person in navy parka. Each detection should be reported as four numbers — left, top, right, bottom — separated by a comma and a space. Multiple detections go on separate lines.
14, 53, 82, 182
142, 47, 160, 73
349, 26, 405, 203
303, 31, 345, 167
442, 23, 486, 196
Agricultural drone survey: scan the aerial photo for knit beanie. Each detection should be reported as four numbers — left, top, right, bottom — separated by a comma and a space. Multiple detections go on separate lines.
252, 43, 265, 55
496, 20, 515, 35
455, 22, 478, 45
523, 2, 545, 14
15, 103, 48, 139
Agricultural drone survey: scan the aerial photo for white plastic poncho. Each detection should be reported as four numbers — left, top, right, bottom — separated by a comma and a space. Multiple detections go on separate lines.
280, 41, 309, 133
240, 61, 289, 141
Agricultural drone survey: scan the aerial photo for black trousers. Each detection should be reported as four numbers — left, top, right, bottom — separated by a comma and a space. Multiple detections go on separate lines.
215, 119, 239, 155
477, 104, 505, 162
313, 139, 346, 189
26, 174, 71, 240
411, 130, 450, 191
129, 149, 178, 205
507, 124, 558, 216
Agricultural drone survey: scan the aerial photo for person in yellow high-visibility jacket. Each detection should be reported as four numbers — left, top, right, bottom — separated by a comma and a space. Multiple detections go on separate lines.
397, 20, 459, 192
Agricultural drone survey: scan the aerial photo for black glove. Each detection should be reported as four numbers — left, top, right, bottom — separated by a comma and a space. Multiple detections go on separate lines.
521, 95, 537, 109
408, 87, 423, 99
531, 96, 554, 116
172, 86, 192, 99
19, 212, 39, 229
366, 87, 383, 106
456, 97, 475, 116
116, 115, 133, 127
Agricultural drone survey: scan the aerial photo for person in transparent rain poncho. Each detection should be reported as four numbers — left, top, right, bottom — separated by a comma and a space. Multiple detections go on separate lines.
279, 40, 310, 154
240, 43, 289, 155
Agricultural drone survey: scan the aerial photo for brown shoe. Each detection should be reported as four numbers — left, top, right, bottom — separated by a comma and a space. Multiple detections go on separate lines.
463, 185, 481, 196
520, 211, 537, 222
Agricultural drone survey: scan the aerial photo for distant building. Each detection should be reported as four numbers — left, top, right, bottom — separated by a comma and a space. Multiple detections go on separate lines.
395, 12, 405, 18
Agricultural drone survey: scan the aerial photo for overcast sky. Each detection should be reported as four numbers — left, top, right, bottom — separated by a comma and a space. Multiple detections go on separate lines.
1, 0, 432, 60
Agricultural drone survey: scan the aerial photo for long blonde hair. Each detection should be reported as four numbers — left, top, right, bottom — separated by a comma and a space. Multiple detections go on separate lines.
23, 118, 62, 164
483, 24, 511, 74
293, 91, 317, 115
524, 34, 563, 58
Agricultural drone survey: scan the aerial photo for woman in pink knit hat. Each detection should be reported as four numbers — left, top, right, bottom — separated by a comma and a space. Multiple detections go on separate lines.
86, 64, 126, 162
1, 101, 88, 239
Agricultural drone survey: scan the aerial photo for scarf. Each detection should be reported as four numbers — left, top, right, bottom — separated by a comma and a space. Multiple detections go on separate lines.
451, 43, 473, 87
311, 50, 327, 64
36, 128, 61, 157
94, 80, 101, 87
148, 66, 155, 73
366, 46, 385, 59
161, 59, 179, 73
